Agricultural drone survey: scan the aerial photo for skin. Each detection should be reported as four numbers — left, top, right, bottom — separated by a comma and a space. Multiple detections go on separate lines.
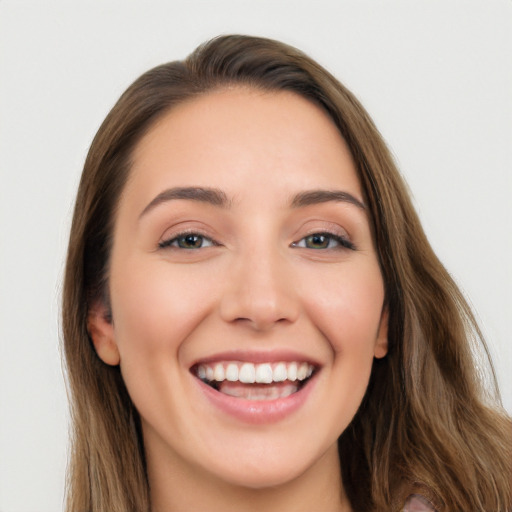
89, 88, 388, 512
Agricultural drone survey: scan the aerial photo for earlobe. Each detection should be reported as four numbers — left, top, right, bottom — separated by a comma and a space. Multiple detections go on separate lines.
374, 307, 389, 359
87, 303, 120, 366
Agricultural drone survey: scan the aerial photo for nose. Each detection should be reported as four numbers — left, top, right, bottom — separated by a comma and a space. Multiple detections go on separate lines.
219, 247, 300, 331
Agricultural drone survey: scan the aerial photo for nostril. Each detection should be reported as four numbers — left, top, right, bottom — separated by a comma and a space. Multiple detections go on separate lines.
235, 316, 291, 332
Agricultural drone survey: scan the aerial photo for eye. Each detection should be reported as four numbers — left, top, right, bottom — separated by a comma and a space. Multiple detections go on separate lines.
292, 232, 355, 250
159, 233, 216, 250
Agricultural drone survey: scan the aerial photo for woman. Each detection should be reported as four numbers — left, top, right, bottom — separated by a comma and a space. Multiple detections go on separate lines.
62, 35, 511, 511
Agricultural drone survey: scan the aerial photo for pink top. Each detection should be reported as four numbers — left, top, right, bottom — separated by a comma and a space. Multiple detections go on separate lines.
402, 494, 437, 511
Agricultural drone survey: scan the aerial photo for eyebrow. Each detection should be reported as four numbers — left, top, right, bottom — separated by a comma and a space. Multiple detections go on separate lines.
290, 190, 366, 210
139, 186, 365, 219
139, 186, 230, 218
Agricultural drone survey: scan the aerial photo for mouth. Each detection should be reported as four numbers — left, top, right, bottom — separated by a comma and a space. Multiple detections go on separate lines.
191, 361, 317, 401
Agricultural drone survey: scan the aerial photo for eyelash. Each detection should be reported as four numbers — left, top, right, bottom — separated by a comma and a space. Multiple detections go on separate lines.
158, 231, 355, 251
291, 232, 355, 251
158, 231, 217, 250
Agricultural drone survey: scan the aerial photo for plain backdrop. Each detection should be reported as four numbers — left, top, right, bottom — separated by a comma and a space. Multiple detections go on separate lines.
1, 1, 511, 511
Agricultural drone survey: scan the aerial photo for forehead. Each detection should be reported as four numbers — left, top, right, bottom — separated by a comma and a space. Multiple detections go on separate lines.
124, 87, 362, 209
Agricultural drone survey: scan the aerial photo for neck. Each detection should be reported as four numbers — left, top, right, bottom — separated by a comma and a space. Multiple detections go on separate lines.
147, 442, 352, 512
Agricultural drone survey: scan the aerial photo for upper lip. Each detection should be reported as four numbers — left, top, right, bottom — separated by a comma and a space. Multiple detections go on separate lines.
190, 349, 322, 368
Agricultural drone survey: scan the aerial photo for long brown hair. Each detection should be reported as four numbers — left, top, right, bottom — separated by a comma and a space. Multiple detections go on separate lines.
62, 35, 511, 512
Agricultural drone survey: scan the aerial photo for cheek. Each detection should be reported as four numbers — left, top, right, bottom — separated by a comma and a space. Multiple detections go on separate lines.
304, 264, 384, 351
109, 260, 218, 360
108, 261, 220, 427
292, 262, 385, 438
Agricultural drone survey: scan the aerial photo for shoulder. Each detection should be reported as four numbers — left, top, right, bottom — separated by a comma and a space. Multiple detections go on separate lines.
402, 494, 437, 511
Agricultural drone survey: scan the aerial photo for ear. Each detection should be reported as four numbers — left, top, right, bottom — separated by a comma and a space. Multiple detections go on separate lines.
87, 302, 120, 366
374, 307, 389, 359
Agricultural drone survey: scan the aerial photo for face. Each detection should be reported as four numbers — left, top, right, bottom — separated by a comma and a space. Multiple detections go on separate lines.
90, 88, 387, 492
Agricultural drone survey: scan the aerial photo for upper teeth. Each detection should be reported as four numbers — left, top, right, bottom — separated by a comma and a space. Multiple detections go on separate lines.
196, 361, 314, 384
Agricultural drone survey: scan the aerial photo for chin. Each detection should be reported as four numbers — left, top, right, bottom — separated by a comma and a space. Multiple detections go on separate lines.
213, 459, 312, 490
198, 436, 338, 492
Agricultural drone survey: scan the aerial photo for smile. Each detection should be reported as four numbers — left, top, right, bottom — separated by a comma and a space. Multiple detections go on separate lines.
192, 361, 317, 401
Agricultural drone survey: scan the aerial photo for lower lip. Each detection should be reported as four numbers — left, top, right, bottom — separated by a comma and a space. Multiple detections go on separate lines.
194, 375, 317, 424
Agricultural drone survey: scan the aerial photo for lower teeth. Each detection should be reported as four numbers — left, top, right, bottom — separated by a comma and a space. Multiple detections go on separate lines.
205, 380, 304, 400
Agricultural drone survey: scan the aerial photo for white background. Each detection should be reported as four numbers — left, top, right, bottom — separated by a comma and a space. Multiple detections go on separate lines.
1, 1, 511, 511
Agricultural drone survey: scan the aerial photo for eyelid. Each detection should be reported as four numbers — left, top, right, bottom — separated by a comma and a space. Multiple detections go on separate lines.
299, 223, 349, 238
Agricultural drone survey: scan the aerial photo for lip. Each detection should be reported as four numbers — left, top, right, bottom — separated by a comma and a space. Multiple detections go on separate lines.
191, 361, 319, 425
190, 349, 321, 366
